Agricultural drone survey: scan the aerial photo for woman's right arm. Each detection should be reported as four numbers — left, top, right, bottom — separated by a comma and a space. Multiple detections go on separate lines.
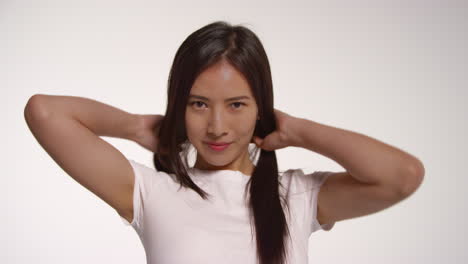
24, 94, 143, 223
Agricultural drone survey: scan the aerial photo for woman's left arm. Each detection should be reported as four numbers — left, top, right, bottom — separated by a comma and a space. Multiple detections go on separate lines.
287, 116, 425, 195
254, 109, 425, 224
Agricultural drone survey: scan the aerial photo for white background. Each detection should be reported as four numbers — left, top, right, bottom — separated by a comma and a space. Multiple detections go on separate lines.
2, 0, 466, 263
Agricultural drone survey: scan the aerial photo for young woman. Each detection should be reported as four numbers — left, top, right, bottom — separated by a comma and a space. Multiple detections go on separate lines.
24, 21, 425, 264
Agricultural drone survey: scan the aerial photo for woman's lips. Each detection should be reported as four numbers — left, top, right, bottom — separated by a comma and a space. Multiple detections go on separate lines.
206, 142, 231, 151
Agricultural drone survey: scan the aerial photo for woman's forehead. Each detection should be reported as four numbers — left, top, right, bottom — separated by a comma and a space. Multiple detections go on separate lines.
192, 62, 250, 89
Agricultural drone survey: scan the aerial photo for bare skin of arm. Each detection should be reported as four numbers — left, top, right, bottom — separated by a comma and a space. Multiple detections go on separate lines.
24, 94, 160, 223
254, 109, 424, 226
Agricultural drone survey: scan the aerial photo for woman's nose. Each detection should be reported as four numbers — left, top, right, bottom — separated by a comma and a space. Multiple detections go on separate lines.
207, 111, 227, 137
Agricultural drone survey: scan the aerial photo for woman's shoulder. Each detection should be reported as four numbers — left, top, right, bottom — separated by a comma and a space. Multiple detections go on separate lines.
279, 167, 333, 195
127, 159, 181, 185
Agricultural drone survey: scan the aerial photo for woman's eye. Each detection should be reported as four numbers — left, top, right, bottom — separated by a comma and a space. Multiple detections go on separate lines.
191, 101, 206, 108
231, 102, 245, 109
189, 101, 245, 110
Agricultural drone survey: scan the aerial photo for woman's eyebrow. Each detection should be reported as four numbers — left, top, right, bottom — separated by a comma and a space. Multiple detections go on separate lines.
188, 94, 251, 102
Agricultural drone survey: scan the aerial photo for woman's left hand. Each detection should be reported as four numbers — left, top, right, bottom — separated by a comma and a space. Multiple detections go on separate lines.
253, 109, 300, 151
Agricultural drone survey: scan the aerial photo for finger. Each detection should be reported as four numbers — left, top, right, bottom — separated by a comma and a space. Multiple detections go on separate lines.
257, 137, 273, 151
253, 136, 263, 147
261, 133, 281, 151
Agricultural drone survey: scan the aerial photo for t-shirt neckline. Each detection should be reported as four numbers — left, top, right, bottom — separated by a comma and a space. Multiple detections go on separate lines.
188, 167, 251, 182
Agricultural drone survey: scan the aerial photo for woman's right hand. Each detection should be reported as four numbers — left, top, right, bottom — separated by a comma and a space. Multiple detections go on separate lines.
133, 114, 164, 153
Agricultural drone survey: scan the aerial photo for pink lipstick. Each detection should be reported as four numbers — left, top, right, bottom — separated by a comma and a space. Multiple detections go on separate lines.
206, 142, 231, 151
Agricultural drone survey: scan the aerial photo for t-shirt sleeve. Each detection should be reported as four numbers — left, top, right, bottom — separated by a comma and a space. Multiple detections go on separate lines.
307, 171, 336, 233
119, 159, 157, 230
282, 169, 336, 235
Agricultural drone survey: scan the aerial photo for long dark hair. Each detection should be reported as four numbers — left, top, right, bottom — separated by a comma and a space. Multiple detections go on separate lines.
154, 21, 291, 264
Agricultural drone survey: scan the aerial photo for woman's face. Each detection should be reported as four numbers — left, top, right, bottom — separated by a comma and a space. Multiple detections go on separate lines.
185, 60, 258, 172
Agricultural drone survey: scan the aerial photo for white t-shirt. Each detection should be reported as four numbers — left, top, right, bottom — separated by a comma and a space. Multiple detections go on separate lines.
120, 159, 335, 264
